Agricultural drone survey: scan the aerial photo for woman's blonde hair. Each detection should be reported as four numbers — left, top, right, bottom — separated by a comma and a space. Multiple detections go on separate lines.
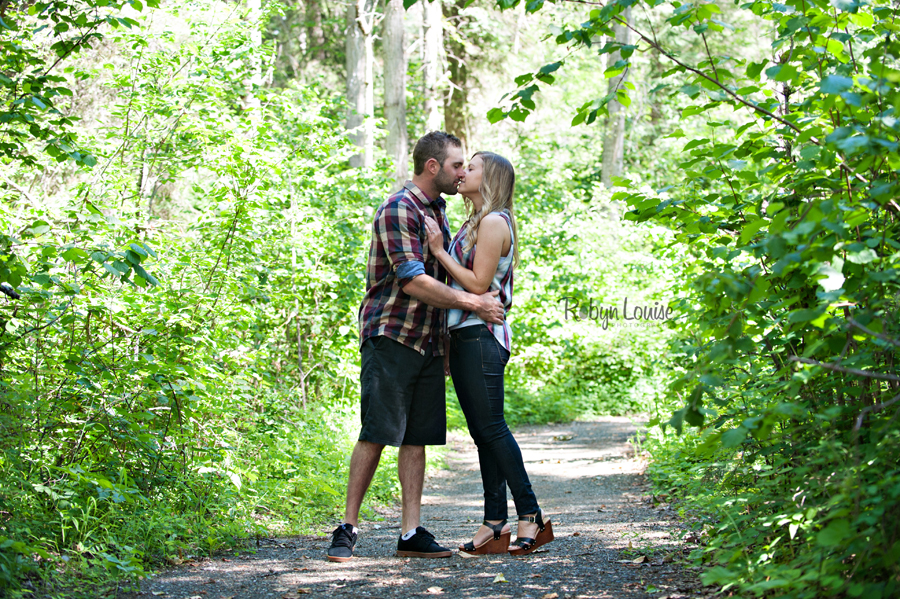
460, 151, 520, 270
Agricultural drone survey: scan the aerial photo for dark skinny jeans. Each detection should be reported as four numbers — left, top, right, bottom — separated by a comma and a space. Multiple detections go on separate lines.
450, 324, 539, 521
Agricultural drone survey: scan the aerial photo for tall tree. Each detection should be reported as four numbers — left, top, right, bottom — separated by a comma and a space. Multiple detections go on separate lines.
422, 0, 442, 133
246, 0, 262, 115
600, 7, 630, 187
306, 0, 326, 63
442, 0, 468, 152
383, 0, 408, 186
346, 0, 376, 167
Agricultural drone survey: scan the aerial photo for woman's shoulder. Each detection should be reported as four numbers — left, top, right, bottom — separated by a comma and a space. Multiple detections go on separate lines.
475, 213, 512, 249
478, 212, 510, 228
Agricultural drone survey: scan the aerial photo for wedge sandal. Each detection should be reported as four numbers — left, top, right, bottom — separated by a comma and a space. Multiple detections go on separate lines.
459, 520, 510, 555
509, 509, 554, 556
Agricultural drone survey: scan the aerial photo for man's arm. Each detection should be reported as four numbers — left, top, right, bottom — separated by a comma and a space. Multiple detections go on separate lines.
402, 274, 504, 325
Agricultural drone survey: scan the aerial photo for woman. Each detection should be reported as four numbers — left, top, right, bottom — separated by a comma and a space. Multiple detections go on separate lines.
422, 152, 554, 556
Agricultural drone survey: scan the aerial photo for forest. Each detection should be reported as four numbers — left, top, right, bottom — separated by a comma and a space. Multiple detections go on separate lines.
0, 0, 897, 596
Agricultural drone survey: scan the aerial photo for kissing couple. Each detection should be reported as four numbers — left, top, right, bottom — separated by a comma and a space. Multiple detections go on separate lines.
326, 131, 556, 562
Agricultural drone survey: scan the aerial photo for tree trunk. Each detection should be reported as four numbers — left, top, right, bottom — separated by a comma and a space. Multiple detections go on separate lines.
422, 0, 442, 133
245, 0, 262, 120
443, 0, 468, 153
346, 0, 376, 168
384, 0, 409, 187
306, 0, 326, 63
290, 219, 307, 409
601, 7, 631, 188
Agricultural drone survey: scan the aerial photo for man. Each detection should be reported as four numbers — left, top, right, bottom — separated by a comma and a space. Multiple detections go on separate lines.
327, 131, 505, 562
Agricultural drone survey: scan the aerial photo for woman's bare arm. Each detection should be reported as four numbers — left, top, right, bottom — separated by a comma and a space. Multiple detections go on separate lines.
424, 214, 510, 295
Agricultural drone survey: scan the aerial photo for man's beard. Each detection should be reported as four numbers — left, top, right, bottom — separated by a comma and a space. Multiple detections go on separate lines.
433, 167, 459, 196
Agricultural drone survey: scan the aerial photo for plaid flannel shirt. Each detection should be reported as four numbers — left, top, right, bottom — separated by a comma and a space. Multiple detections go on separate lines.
358, 181, 450, 356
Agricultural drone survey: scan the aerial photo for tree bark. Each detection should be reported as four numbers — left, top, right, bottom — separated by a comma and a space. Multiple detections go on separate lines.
306, 0, 326, 63
245, 0, 262, 120
422, 0, 442, 133
601, 7, 631, 188
346, 0, 376, 168
384, 0, 409, 186
443, 0, 468, 153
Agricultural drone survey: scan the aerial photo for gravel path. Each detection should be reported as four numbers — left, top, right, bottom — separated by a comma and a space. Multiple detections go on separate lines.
125, 418, 712, 599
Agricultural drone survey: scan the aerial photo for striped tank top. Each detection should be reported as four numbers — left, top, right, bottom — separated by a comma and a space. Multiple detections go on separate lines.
447, 210, 514, 352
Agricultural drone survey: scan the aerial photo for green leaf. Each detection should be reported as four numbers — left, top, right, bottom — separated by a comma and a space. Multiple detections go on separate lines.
668, 408, 686, 434
508, 106, 530, 122
539, 61, 562, 74
685, 407, 705, 427
141, 242, 158, 258
129, 243, 148, 257
679, 84, 701, 98
831, 0, 862, 13
486, 108, 507, 124
61, 248, 88, 262
766, 64, 799, 82
820, 75, 853, 94
739, 219, 768, 245
746, 60, 769, 80
702, 566, 735, 586
817, 520, 851, 547
851, 11, 874, 26
721, 427, 748, 448
30, 220, 51, 236
846, 248, 878, 264
125, 250, 143, 265
748, 276, 770, 303
682, 138, 710, 152
514, 73, 534, 86
788, 307, 826, 323
825, 38, 845, 56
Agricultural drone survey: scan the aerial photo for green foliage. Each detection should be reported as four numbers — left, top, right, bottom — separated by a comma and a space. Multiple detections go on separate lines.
460, 138, 679, 427
0, 0, 702, 594
0, 1, 159, 168
0, 2, 395, 593
494, 0, 900, 595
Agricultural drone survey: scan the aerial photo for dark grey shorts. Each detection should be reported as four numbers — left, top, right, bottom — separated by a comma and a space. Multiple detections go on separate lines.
359, 335, 447, 447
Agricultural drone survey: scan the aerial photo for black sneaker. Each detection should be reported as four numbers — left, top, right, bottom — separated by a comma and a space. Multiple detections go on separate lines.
327, 523, 358, 562
396, 526, 451, 558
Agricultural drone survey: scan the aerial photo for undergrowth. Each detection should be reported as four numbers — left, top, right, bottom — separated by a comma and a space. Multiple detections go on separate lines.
645, 416, 900, 599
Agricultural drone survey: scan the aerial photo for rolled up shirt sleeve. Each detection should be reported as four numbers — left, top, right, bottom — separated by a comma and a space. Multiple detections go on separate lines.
376, 198, 427, 288
396, 260, 426, 286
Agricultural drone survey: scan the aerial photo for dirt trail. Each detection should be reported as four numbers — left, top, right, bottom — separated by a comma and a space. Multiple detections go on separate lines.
126, 418, 711, 599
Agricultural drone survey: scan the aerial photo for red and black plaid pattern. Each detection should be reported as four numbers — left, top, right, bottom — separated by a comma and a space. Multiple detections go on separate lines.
358, 181, 450, 356
447, 211, 514, 351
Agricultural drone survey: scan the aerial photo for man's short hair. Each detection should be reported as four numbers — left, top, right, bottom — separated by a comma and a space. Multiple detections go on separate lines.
413, 131, 462, 175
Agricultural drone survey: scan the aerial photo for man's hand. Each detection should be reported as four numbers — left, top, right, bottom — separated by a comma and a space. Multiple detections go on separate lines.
443, 336, 451, 376
474, 290, 504, 325
402, 275, 503, 320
